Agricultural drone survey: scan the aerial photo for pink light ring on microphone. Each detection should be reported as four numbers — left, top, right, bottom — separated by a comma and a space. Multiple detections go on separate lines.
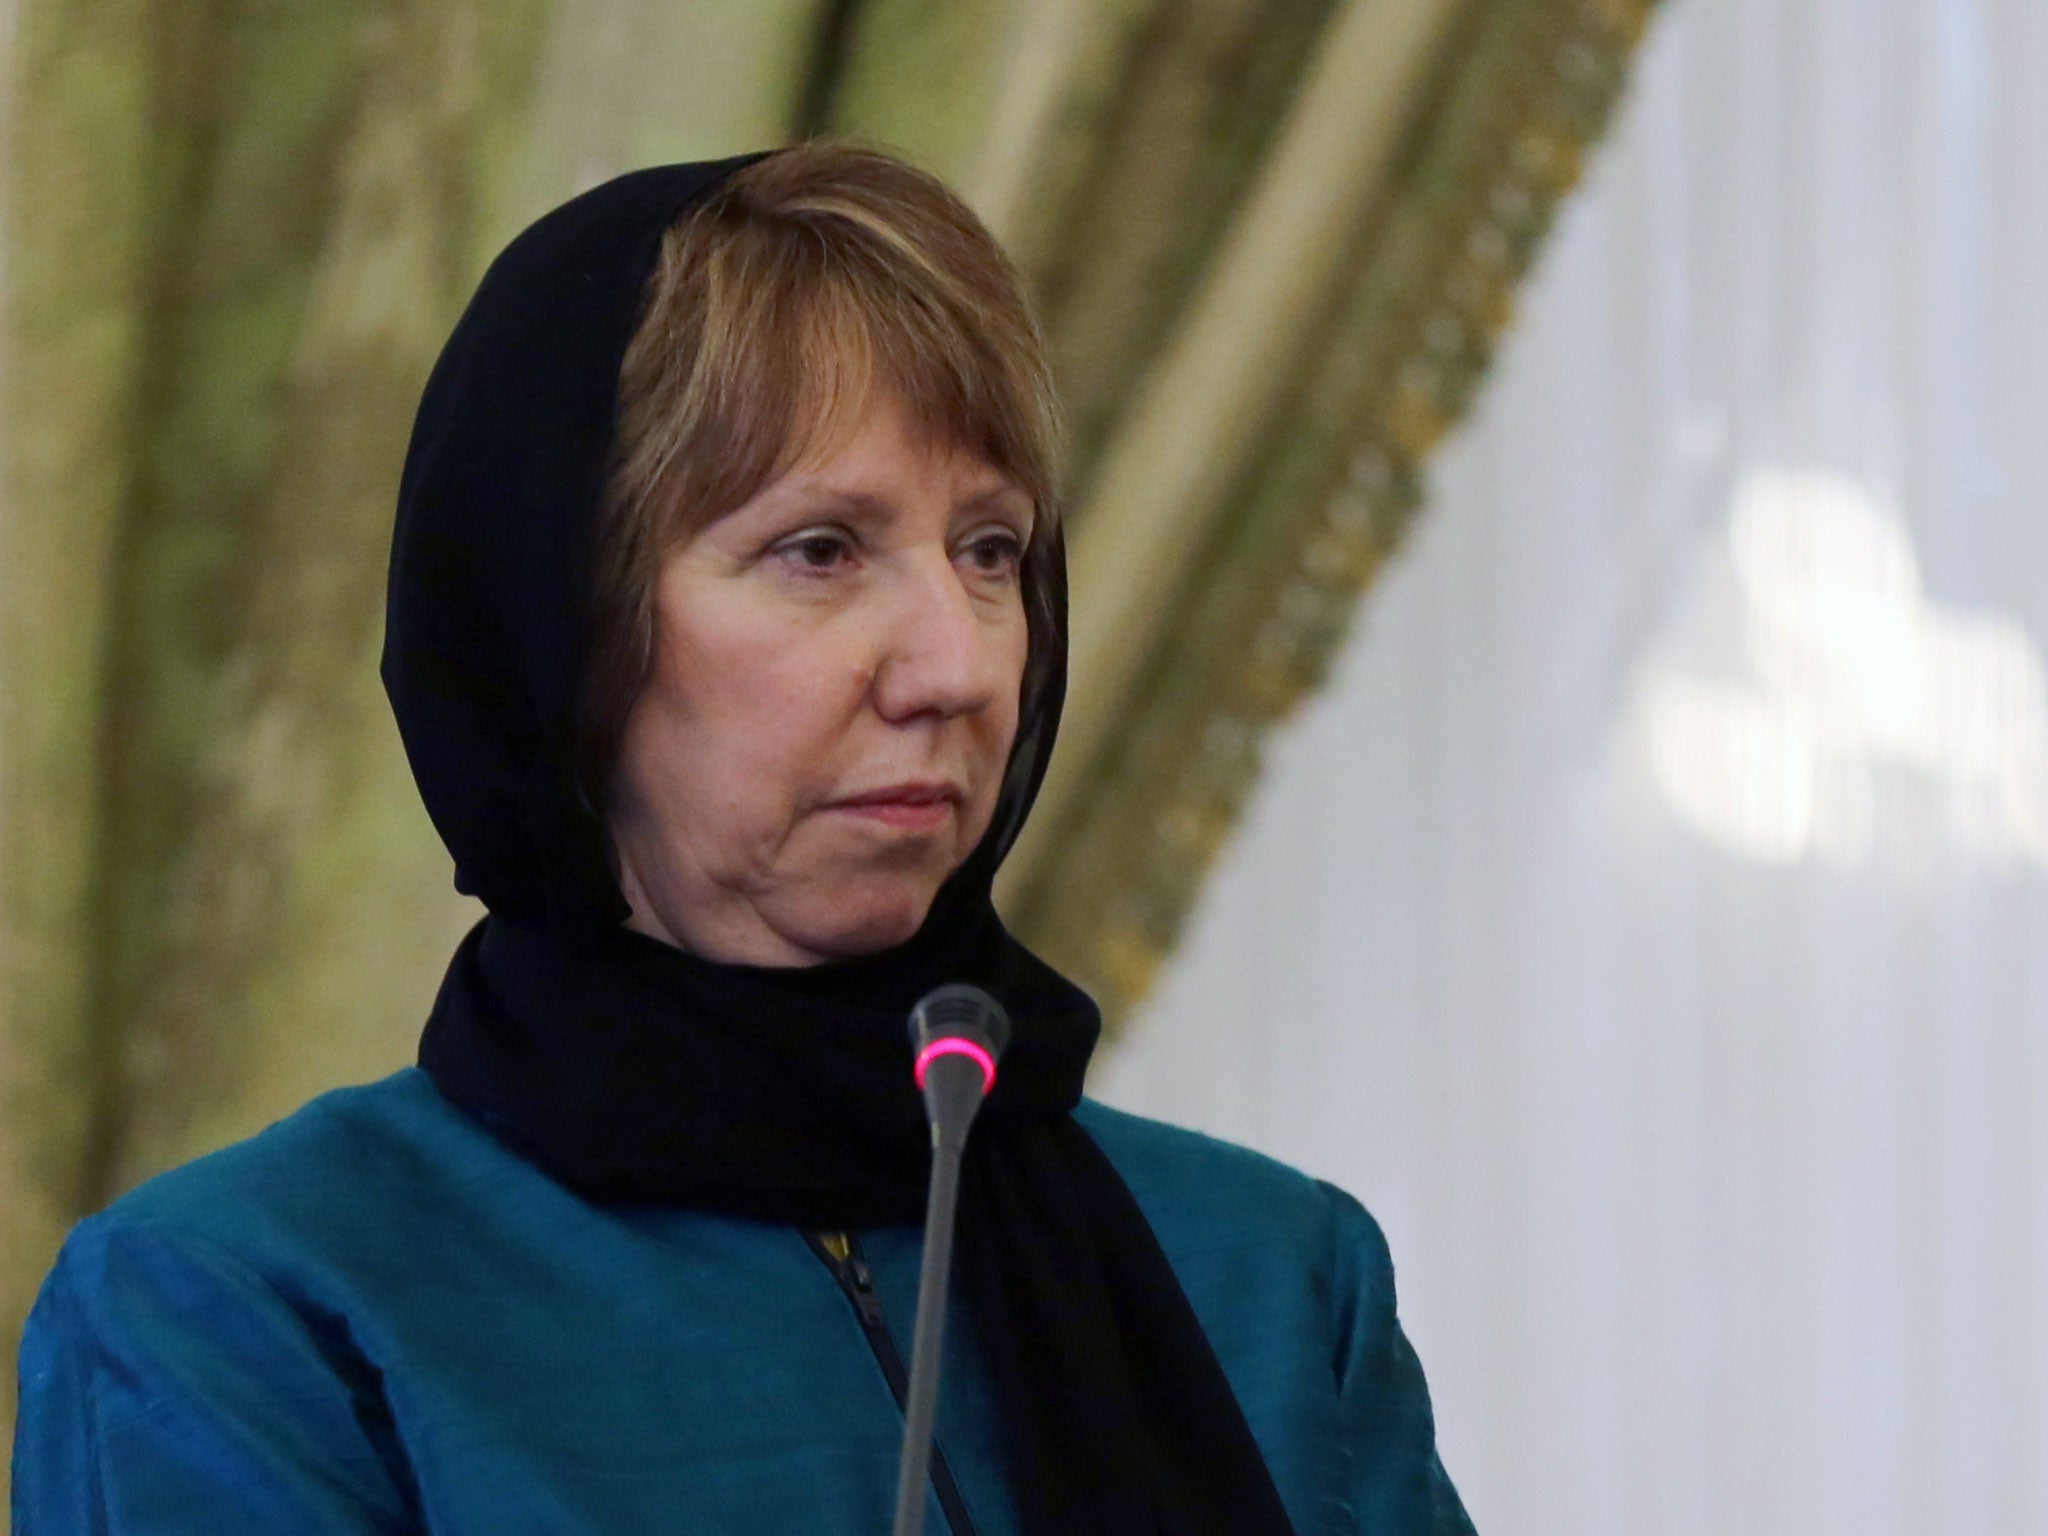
913, 1037, 998, 1094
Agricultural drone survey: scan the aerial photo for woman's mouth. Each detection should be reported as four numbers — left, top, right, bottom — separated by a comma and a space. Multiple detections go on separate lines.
827, 782, 962, 832
836, 801, 952, 831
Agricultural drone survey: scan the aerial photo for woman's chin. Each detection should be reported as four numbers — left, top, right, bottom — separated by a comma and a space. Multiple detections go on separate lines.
767, 879, 941, 964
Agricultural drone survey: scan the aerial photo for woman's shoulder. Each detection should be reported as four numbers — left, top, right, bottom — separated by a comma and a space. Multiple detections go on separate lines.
1069, 1099, 1441, 1517
95, 1068, 466, 1212
1073, 1097, 1393, 1285
15, 1072, 502, 1532
53, 1068, 530, 1302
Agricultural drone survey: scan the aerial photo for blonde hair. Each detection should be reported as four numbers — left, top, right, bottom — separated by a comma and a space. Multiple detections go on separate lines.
581, 141, 1067, 793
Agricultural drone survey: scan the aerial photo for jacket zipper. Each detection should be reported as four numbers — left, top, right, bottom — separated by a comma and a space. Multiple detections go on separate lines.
806, 1229, 980, 1536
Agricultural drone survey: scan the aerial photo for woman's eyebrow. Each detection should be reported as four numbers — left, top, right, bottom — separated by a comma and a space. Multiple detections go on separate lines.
794, 484, 1031, 520
956, 484, 1033, 519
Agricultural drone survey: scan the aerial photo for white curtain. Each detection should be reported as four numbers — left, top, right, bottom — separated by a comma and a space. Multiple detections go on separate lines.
1091, 1, 2048, 1532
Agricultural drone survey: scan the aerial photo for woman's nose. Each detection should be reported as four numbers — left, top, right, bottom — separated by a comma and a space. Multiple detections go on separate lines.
870, 556, 1006, 722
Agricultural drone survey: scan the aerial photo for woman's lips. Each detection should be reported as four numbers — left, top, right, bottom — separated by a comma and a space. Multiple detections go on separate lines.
834, 799, 954, 831
827, 782, 961, 832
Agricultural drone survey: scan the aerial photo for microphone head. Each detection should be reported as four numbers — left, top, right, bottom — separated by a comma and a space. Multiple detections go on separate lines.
909, 984, 1011, 1097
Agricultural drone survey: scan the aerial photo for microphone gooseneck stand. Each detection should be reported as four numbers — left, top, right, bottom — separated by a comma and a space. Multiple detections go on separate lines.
892, 985, 1011, 1536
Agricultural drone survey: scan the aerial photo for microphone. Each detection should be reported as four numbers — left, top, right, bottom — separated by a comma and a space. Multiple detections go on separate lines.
892, 985, 1010, 1536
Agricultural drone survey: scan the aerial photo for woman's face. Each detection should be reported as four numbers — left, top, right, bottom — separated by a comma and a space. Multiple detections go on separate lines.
607, 391, 1034, 966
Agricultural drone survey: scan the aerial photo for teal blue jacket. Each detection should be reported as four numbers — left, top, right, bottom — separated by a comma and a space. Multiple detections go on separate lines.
12, 1069, 1473, 1534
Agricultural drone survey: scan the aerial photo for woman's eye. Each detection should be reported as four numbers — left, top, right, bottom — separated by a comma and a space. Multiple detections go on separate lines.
961, 531, 1025, 575
777, 531, 853, 571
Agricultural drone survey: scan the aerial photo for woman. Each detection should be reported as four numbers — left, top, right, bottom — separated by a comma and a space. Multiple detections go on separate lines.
13, 143, 1473, 1536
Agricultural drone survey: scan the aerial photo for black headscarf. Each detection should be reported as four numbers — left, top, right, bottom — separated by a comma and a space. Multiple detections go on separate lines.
383, 153, 1295, 1535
